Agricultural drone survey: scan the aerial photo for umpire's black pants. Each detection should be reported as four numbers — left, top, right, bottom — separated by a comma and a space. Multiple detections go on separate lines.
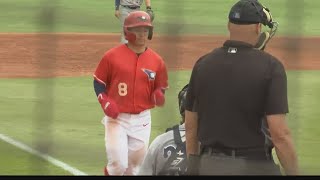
187, 147, 282, 175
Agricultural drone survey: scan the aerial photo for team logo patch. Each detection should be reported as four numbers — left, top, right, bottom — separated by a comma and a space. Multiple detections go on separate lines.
138, 16, 148, 22
233, 12, 240, 19
228, 47, 237, 54
142, 68, 156, 80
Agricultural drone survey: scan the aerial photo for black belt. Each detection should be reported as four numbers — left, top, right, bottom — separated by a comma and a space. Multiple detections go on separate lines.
121, 5, 140, 9
201, 146, 272, 161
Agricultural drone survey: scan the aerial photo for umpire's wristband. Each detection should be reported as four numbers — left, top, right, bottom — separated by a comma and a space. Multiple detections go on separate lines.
115, 5, 120, 10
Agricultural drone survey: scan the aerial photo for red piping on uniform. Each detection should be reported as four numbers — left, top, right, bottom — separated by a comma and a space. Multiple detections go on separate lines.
133, 53, 139, 113
93, 74, 106, 87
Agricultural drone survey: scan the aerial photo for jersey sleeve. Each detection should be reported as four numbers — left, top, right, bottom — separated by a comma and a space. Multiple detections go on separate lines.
265, 59, 289, 115
155, 60, 169, 90
93, 54, 109, 87
115, 0, 120, 10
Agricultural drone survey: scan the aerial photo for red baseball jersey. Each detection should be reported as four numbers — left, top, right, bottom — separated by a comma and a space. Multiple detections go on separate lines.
94, 44, 169, 114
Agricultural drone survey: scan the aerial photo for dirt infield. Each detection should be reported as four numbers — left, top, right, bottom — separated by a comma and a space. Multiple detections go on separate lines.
0, 33, 319, 78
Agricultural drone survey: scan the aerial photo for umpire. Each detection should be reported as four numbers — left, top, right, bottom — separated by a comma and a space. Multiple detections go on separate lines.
185, 0, 299, 175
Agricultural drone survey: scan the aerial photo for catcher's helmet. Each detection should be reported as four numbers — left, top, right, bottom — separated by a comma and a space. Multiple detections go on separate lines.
123, 11, 153, 42
178, 84, 189, 121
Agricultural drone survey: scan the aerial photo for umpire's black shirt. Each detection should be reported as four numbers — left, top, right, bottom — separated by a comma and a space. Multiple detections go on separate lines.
185, 40, 289, 149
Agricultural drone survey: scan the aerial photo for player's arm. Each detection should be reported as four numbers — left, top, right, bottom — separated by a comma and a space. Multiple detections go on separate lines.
267, 114, 298, 175
93, 80, 106, 97
114, 0, 120, 18
156, 60, 169, 90
265, 60, 299, 175
152, 60, 169, 106
145, 0, 151, 8
138, 136, 162, 175
185, 61, 201, 157
144, 0, 154, 21
185, 111, 199, 157
93, 55, 108, 95
93, 55, 119, 119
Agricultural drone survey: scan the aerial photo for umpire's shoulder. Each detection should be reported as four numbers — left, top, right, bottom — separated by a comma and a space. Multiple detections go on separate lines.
192, 51, 216, 70
256, 50, 286, 70
196, 47, 226, 63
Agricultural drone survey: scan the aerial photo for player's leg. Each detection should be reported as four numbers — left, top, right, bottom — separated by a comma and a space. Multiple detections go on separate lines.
124, 110, 152, 175
119, 6, 131, 44
104, 117, 129, 175
125, 138, 148, 175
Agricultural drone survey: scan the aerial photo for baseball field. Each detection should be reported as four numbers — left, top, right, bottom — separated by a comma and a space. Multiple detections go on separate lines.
0, 0, 319, 175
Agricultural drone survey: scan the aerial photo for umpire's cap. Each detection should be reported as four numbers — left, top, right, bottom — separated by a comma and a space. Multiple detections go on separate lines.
228, 0, 273, 28
178, 84, 189, 119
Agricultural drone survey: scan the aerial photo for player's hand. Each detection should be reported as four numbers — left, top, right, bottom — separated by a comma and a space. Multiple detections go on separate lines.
151, 88, 165, 107
115, 10, 120, 19
98, 93, 120, 119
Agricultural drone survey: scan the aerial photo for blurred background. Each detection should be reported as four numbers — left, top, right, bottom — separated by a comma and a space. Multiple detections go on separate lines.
0, 0, 319, 175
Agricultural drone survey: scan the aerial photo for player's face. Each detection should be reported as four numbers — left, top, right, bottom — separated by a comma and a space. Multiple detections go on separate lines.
129, 26, 149, 45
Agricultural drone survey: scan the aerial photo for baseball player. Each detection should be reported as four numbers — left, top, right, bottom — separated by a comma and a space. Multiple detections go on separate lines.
93, 11, 168, 176
138, 84, 189, 176
115, 0, 154, 44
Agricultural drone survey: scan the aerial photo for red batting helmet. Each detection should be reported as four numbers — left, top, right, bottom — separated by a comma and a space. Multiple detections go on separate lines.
123, 11, 153, 42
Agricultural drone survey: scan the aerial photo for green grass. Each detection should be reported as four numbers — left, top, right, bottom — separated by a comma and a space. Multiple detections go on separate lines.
0, 140, 71, 175
0, 70, 320, 175
0, 0, 319, 35
286, 71, 320, 174
1, 0, 319, 176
